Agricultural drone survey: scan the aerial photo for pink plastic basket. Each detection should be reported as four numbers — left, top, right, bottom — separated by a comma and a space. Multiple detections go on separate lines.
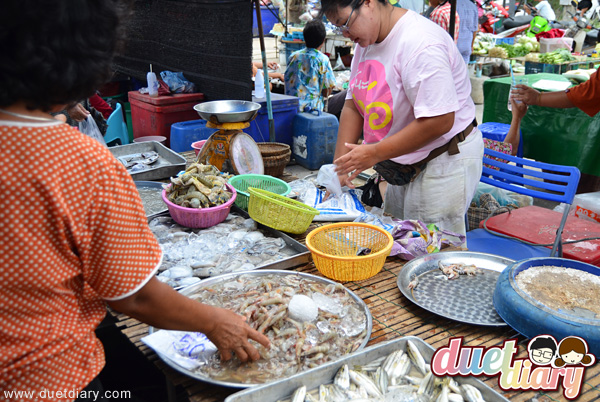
161, 183, 237, 229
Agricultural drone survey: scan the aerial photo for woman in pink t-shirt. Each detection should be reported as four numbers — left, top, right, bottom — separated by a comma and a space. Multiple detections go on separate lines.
321, 0, 484, 237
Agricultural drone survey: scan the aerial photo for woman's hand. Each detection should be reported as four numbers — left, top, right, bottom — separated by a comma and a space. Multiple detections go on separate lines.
204, 305, 271, 362
513, 85, 540, 106
267, 61, 279, 70
510, 97, 528, 120
67, 103, 90, 122
333, 143, 379, 185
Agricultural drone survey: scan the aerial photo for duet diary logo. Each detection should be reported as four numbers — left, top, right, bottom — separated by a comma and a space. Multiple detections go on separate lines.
431, 337, 596, 400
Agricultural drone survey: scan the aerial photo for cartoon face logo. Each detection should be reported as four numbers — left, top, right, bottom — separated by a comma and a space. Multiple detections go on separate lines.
553, 336, 596, 368
528, 336, 557, 366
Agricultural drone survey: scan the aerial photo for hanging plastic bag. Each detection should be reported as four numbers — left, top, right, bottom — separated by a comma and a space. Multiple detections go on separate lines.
389, 220, 465, 260
78, 115, 107, 146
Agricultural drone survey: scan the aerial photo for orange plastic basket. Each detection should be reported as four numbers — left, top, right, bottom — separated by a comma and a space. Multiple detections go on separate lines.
305, 223, 394, 282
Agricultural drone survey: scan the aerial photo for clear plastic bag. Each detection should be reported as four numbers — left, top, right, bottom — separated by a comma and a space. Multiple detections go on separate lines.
78, 115, 107, 146
160, 71, 196, 94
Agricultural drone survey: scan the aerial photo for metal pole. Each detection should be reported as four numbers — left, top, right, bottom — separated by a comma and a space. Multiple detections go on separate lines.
255, 0, 276, 143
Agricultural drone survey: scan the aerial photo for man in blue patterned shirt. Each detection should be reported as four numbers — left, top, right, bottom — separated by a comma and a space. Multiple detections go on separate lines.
284, 19, 337, 112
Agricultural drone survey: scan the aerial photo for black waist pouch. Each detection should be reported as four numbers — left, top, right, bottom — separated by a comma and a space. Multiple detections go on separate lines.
373, 159, 428, 186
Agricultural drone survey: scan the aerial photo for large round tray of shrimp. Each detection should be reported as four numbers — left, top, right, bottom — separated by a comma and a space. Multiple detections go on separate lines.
225, 336, 509, 402
397, 251, 514, 326
153, 270, 372, 388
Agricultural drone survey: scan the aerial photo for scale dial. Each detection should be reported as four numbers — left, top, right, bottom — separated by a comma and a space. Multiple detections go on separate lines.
230, 133, 264, 175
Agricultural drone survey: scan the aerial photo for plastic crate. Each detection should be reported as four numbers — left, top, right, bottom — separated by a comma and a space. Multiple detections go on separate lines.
524, 61, 571, 75
170, 119, 218, 152
128, 91, 205, 148
494, 37, 515, 45
247, 93, 299, 145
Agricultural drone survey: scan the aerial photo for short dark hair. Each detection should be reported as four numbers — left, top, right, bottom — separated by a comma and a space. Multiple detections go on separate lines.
304, 19, 327, 49
0, 0, 128, 112
530, 337, 557, 353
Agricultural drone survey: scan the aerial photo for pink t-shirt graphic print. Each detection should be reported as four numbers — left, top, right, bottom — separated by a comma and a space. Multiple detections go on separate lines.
350, 59, 394, 143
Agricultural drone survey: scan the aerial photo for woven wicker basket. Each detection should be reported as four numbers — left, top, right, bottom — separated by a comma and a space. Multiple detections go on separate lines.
257, 143, 291, 177
257, 142, 290, 157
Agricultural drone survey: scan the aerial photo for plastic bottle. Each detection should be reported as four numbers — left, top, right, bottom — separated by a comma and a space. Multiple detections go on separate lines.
254, 68, 265, 99
147, 64, 159, 98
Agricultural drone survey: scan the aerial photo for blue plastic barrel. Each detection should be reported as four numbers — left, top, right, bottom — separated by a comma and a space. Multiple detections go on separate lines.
292, 110, 339, 170
479, 122, 523, 158
170, 119, 218, 153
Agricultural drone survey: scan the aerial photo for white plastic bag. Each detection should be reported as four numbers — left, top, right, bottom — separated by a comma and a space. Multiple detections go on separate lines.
78, 115, 107, 146
316, 164, 342, 198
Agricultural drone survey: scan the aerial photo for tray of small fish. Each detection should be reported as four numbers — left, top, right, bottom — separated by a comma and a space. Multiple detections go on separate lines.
135, 181, 168, 218
150, 270, 372, 388
225, 335, 509, 402
397, 251, 514, 326
109, 141, 186, 181
150, 206, 310, 288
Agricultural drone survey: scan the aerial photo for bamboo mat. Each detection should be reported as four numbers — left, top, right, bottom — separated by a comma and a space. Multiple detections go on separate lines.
111, 246, 599, 402
122, 154, 599, 402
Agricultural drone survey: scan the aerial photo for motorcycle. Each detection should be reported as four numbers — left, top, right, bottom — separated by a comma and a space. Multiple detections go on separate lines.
478, 0, 510, 33
565, 2, 599, 50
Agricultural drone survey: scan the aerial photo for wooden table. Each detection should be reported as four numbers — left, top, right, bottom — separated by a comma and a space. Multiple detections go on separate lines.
116, 155, 599, 402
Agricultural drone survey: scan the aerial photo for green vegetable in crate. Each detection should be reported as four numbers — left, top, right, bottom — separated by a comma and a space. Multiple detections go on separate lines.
497, 43, 530, 58
539, 49, 575, 64
517, 36, 540, 52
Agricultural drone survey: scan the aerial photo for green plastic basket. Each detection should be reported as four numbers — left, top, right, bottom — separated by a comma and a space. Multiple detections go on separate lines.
247, 187, 319, 234
229, 174, 291, 211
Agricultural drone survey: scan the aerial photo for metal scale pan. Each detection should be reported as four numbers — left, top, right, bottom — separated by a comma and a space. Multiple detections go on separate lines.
193, 101, 264, 175
397, 251, 514, 326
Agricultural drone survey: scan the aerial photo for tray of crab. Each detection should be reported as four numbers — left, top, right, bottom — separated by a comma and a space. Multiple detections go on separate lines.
226, 336, 509, 402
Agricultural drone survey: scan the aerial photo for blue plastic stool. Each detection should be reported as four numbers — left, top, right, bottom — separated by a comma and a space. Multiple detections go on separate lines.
479, 122, 523, 158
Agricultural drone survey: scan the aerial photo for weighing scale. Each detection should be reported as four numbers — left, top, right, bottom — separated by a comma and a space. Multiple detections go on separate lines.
194, 101, 264, 175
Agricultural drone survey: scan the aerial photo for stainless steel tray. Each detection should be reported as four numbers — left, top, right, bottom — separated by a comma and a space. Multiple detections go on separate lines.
149, 205, 311, 274
225, 336, 509, 402
397, 251, 514, 326
134, 181, 168, 219
109, 141, 186, 181
232, 205, 310, 271
150, 270, 373, 388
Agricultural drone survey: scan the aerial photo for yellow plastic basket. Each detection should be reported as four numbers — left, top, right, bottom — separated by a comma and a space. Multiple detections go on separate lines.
247, 187, 320, 234
305, 223, 394, 282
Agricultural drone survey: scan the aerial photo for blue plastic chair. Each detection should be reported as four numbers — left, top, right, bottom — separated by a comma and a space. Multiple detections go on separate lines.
467, 148, 581, 258
104, 103, 129, 147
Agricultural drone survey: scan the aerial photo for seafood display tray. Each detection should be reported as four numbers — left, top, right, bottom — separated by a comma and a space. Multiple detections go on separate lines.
231, 206, 311, 271
225, 336, 509, 402
150, 270, 373, 389
109, 141, 186, 181
151, 205, 311, 273
397, 251, 514, 326
135, 181, 168, 219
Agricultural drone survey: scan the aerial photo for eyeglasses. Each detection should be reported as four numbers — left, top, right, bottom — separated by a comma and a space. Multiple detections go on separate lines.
332, 1, 363, 35
532, 350, 554, 359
